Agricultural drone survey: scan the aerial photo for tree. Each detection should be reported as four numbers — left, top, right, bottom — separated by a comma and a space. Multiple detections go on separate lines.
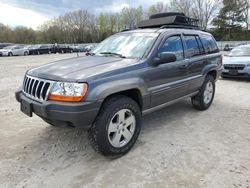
148, 2, 168, 16
212, 0, 246, 40
120, 6, 144, 29
170, 0, 222, 30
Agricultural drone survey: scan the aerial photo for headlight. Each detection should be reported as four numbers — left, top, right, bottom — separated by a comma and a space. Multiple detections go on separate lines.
48, 82, 88, 102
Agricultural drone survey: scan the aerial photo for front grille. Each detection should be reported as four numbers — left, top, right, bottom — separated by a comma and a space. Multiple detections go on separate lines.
22, 75, 54, 102
224, 64, 246, 70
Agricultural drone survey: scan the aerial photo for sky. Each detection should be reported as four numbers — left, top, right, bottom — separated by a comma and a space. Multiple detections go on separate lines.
0, 0, 165, 29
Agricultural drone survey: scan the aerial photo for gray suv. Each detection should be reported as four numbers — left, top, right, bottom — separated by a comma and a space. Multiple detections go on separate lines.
16, 13, 222, 156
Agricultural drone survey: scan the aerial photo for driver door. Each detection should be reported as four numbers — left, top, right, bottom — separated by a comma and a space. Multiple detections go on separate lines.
147, 35, 190, 108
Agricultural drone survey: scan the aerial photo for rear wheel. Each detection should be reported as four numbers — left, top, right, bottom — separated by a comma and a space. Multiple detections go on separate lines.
8, 52, 13, 56
88, 95, 141, 157
24, 51, 28, 56
191, 75, 215, 111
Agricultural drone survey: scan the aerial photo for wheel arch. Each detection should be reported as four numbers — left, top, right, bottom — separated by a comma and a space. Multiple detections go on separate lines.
86, 78, 149, 110
104, 89, 143, 110
207, 70, 217, 80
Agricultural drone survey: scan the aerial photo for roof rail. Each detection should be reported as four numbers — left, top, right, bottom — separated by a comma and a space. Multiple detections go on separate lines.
159, 25, 202, 30
138, 13, 202, 30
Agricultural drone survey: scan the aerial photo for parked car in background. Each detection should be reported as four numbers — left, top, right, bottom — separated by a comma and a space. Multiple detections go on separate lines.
0, 43, 12, 49
34, 44, 53, 55
71, 44, 88, 52
53, 44, 74, 53
222, 45, 250, 79
28, 45, 42, 55
224, 44, 235, 51
0, 45, 29, 56
84, 44, 96, 52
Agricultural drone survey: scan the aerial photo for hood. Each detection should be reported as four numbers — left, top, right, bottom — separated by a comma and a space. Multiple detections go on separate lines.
223, 56, 250, 65
27, 56, 140, 82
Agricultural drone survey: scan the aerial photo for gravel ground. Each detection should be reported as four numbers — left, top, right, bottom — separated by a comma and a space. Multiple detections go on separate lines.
0, 54, 250, 188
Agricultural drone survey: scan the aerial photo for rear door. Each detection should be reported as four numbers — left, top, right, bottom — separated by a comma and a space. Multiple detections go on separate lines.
183, 35, 206, 93
147, 35, 190, 108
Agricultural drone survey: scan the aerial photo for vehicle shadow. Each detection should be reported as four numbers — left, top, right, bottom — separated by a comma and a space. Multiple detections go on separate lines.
12, 99, 203, 187
19, 99, 194, 162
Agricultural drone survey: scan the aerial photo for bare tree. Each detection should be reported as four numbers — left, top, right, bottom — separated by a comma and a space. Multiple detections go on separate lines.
170, 0, 222, 29
242, 0, 250, 30
148, 2, 168, 16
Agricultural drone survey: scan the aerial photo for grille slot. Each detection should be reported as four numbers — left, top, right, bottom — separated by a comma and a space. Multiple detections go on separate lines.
22, 75, 54, 102
224, 64, 245, 70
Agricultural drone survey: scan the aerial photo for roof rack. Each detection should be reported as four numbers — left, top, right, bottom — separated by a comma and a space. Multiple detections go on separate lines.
138, 12, 202, 30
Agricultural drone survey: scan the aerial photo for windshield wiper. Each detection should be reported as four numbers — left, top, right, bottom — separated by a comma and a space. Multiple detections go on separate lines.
99, 52, 126, 58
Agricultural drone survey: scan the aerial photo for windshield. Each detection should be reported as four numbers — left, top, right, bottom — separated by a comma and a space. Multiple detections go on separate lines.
92, 33, 159, 58
3, 46, 14, 50
228, 46, 250, 57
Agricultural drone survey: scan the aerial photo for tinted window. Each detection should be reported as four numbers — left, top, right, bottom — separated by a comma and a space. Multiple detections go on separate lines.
184, 35, 201, 57
200, 35, 219, 54
159, 36, 184, 61
196, 36, 205, 54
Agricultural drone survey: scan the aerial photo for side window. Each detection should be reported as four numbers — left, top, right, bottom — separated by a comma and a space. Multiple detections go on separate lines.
196, 36, 205, 54
158, 36, 184, 61
184, 35, 201, 57
200, 35, 219, 54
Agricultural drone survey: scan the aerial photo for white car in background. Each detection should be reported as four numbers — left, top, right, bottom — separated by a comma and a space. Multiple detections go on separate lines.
222, 45, 250, 79
0, 45, 29, 56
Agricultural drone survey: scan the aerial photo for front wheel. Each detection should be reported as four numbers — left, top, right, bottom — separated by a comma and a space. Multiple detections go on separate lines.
88, 95, 141, 157
191, 75, 215, 111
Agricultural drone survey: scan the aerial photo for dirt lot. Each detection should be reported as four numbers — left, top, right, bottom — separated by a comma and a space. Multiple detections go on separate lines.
0, 54, 250, 188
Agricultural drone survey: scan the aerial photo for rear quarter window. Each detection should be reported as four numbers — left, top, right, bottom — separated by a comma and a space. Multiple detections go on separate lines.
200, 34, 219, 54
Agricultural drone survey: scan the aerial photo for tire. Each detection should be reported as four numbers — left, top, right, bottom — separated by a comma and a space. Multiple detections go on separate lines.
88, 95, 142, 157
191, 75, 215, 111
8, 52, 13, 56
24, 51, 28, 56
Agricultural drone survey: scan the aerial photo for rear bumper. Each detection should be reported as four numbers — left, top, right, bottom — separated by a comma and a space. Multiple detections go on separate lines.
15, 90, 102, 128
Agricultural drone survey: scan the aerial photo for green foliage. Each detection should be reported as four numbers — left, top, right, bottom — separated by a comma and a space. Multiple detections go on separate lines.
212, 0, 250, 40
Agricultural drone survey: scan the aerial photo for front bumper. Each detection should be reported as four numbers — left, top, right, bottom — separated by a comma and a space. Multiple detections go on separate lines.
0, 51, 7, 56
222, 68, 250, 78
15, 90, 102, 128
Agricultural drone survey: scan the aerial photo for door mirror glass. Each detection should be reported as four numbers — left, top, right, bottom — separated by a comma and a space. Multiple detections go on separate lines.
154, 52, 177, 66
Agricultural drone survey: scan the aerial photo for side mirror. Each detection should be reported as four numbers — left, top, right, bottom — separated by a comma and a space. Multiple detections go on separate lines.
153, 52, 177, 66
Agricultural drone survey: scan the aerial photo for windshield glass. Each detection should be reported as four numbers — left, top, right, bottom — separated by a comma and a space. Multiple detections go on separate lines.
228, 46, 250, 57
92, 33, 159, 58
3, 46, 14, 49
